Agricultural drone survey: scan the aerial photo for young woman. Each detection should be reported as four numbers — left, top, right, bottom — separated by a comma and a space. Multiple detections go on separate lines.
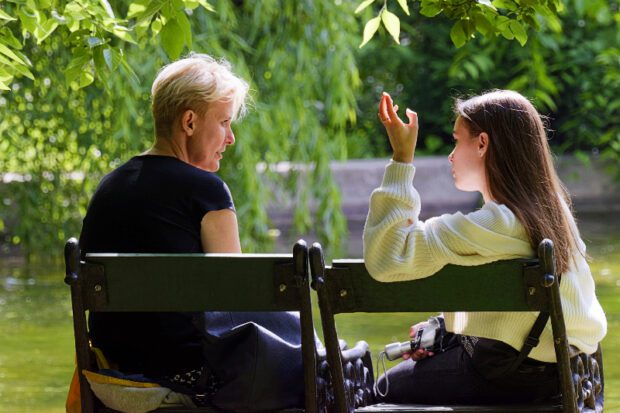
363, 90, 607, 404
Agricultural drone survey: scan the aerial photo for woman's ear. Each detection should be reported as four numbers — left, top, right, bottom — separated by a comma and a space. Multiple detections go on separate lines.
478, 132, 489, 157
181, 110, 196, 136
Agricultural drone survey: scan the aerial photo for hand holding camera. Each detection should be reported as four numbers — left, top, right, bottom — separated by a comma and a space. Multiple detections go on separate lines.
403, 321, 435, 361
383, 316, 444, 361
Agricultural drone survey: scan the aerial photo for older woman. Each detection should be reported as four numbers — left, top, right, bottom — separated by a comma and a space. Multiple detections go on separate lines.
79, 54, 249, 384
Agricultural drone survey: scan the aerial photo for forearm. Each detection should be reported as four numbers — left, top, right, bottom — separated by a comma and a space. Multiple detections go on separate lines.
363, 161, 443, 281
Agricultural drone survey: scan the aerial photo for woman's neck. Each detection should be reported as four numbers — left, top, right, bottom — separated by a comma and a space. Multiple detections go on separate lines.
144, 137, 189, 163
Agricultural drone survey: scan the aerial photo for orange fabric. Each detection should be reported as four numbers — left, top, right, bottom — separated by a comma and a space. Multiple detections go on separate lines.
66, 366, 81, 413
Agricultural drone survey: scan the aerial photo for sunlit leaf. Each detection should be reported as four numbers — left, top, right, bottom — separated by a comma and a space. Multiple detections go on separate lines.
111, 25, 137, 44
127, 2, 148, 18
359, 15, 380, 48
196, 0, 215, 12
79, 70, 94, 88
355, 0, 376, 14
34, 19, 59, 43
396, 0, 410, 16
477, 0, 497, 11
183, 0, 200, 10
381, 9, 400, 44
0, 9, 17, 21
0, 43, 28, 65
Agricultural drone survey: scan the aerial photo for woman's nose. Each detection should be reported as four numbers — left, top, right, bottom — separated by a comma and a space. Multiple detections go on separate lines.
448, 150, 454, 164
226, 129, 235, 145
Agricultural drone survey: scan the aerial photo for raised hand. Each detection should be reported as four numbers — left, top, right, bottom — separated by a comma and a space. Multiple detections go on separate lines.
378, 92, 418, 163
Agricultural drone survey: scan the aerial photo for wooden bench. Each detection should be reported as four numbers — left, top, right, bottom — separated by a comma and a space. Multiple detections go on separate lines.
64, 238, 319, 413
309, 239, 604, 413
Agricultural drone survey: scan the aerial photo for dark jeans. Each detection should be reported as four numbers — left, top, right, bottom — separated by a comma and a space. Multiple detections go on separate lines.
375, 337, 559, 405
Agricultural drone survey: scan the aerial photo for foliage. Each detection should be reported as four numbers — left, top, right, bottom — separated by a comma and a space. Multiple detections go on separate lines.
0, 0, 217, 90
355, 0, 564, 48
0, 1, 358, 257
349, 0, 620, 172
1, 0, 617, 259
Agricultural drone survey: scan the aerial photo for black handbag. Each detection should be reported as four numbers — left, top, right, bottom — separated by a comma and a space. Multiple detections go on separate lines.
194, 311, 308, 411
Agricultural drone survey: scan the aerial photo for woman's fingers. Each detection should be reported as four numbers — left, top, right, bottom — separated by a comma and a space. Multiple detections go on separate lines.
378, 93, 389, 122
385, 93, 399, 122
406, 108, 418, 128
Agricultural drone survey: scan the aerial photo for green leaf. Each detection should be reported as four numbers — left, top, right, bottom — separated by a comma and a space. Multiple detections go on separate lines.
509, 20, 527, 46
0, 43, 27, 66
34, 18, 59, 43
420, 4, 442, 17
477, 0, 497, 11
127, 1, 148, 18
151, 18, 163, 35
183, 0, 200, 10
473, 12, 493, 36
0, 27, 23, 49
381, 9, 400, 44
355, 0, 376, 14
359, 15, 381, 48
450, 20, 467, 47
196, 0, 215, 12
177, 11, 192, 49
495, 16, 514, 39
111, 25, 137, 44
160, 18, 184, 59
492, 0, 516, 10
64, 52, 90, 85
129, 0, 164, 21
396, 0, 410, 16
79, 70, 94, 88
0, 9, 16, 21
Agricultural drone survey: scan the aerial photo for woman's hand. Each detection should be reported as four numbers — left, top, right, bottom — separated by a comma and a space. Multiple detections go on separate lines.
378, 92, 418, 164
402, 321, 434, 361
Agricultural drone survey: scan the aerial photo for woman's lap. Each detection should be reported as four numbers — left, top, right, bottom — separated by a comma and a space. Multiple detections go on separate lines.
376, 344, 559, 405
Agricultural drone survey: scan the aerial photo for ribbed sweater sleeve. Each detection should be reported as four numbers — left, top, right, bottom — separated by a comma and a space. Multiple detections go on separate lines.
363, 161, 533, 282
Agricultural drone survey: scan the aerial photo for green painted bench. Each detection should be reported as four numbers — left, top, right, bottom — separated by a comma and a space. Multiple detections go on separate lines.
309, 239, 604, 413
64, 238, 319, 413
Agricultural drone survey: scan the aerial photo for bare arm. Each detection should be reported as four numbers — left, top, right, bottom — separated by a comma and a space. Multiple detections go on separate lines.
200, 209, 242, 253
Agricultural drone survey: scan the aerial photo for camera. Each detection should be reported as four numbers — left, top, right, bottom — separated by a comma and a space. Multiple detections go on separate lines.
383, 316, 444, 361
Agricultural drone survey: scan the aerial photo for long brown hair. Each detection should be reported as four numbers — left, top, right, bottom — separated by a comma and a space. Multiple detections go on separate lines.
454, 90, 579, 274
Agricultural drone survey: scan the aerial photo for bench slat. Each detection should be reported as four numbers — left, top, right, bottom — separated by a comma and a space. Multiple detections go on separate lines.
82, 255, 302, 312
328, 259, 545, 313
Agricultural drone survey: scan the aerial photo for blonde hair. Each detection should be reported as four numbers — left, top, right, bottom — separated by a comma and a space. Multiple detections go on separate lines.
151, 53, 249, 138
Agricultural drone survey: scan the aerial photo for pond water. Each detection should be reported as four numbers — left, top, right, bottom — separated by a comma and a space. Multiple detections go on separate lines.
0, 212, 618, 412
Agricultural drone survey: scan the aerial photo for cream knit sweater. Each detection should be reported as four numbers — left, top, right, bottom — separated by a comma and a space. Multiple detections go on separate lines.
363, 161, 607, 362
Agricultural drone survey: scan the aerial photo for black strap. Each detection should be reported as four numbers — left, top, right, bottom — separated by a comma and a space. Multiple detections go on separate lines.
508, 273, 561, 372
507, 310, 550, 373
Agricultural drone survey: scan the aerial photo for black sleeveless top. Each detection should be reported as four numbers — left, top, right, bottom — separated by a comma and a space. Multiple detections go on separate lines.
80, 155, 234, 376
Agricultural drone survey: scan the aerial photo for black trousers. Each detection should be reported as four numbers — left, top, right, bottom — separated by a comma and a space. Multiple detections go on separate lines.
375, 337, 560, 405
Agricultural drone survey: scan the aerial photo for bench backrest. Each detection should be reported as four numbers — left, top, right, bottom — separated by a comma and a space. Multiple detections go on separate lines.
321, 258, 545, 313
309, 240, 578, 413
64, 238, 318, 413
